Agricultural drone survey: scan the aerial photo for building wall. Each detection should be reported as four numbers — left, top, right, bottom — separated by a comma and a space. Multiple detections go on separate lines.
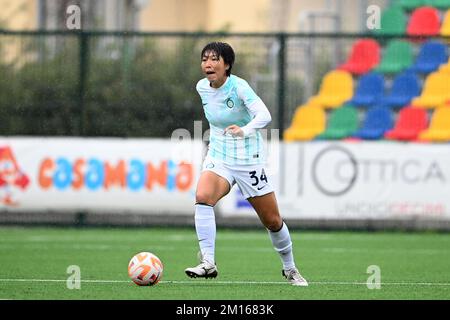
0, 0, 37, 30
0, 0, 391, 33
138, 0, 391, 33
139, 0, 270, 32
274, 0, 391, 33
139, 0, 208, 32
206, 0, 270, 32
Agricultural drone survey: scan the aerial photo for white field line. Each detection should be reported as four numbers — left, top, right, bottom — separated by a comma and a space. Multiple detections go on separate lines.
0, 278, 449, 286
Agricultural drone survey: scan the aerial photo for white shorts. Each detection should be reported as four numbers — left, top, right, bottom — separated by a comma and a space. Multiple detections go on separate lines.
201, 156, 274, 199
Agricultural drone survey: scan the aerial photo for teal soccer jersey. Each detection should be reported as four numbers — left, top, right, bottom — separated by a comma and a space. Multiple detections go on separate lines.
196, 75, 266, 165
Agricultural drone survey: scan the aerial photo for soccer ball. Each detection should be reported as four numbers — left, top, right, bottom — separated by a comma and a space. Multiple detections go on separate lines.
128, 252, 163, 286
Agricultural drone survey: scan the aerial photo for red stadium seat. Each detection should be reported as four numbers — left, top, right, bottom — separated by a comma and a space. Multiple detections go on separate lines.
385, 106, 428, 141
337, 39, 380, 75
407, 7, 441, 38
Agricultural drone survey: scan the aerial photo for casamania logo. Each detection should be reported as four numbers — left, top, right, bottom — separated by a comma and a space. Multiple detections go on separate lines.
38, 158, 194, 192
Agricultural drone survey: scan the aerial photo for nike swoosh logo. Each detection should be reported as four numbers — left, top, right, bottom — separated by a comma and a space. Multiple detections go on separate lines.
257, 185, 267, 191
202, 103, 208, 106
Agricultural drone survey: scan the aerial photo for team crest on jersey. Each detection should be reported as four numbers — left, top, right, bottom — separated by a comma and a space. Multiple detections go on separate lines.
225, 98, 234, 109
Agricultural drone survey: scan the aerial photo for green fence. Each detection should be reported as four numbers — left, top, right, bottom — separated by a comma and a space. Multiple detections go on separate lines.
0, 30, 440, 139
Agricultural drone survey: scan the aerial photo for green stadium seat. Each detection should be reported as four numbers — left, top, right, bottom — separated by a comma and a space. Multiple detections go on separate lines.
375, 40, 414, 74
429, 0, 450, 9
374, 5, 407, 36
399, 0, 431, 10
317, 105, 359, 140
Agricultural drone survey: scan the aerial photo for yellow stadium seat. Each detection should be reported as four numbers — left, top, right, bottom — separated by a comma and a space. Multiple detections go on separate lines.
411, 71, 450, 109
439, 58, 450, 73
308, 70, 354, 109
418, 105, 450, 142
440, 10, 450, 38
284, 105, 326, 141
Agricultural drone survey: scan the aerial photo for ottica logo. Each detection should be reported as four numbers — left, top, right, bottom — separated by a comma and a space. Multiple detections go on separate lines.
311, 145, 446, 197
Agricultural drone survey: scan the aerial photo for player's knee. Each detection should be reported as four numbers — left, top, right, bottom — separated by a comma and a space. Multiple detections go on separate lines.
265, 216, 283, 232
195, 192, 216, 207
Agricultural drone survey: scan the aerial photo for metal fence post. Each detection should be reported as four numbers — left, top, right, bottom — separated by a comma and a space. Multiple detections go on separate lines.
78, 31, 88, 136
277, 33, 286, 139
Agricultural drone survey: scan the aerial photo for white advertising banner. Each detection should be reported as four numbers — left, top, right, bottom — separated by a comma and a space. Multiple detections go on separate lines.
219, 141, 450, 220
0, 137, 202, 214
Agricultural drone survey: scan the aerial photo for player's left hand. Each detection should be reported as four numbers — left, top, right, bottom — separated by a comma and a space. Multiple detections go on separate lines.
224, 125, 244, 138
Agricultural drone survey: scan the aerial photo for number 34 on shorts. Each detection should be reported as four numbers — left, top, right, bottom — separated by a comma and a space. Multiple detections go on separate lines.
243, 167, 273, 197
248, 169, 268, 190
202, 157, 274, 198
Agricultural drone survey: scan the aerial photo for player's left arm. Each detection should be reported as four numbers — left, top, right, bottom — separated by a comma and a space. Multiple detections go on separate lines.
224, 81, 272, 137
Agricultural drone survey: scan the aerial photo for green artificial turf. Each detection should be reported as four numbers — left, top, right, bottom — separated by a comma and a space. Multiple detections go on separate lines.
0, 227, 449, 300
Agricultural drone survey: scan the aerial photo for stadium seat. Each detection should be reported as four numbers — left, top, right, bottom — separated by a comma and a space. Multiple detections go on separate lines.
375, 40, 414, 74
418, 105, 450, 142
440, 9, 450, 37
337, 39, 380, 75
316, 105, 359, 140
352, 105, 393, 140
429, 0, 450, 9
374, 5, 407, 36
400, 0, 431, 10
410, 40, 448, 74
284, 105, 326, 141
380, 72, 421, 109
385, 106, 428, 141
411, 71, 450, 108
346, 72, 385, 107
439, 58, 450, 73
308, 70, 354, 109
406, 7, 441, 38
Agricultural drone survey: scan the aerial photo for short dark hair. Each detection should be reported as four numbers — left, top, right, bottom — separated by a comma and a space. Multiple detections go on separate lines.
201, 42, 235, 76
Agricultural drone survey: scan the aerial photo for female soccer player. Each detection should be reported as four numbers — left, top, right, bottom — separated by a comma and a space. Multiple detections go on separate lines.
185, 42, 308, 286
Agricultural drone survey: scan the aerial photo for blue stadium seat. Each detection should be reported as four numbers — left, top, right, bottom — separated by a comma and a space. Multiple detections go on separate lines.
379, 72, 421, 109
346, 72, 385, 107
353, 105, 393, 140
410, 40, 448, 74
